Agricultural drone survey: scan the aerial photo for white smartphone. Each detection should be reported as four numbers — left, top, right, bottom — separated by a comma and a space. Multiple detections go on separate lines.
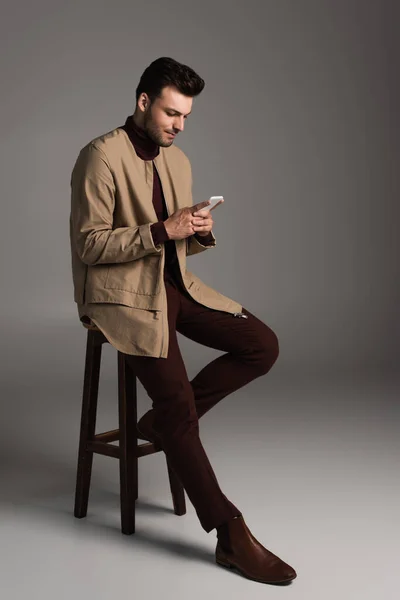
207, 196, 224, 210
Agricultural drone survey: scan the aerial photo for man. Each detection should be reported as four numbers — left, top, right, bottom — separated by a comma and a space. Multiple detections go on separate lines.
70, 56, 297, 585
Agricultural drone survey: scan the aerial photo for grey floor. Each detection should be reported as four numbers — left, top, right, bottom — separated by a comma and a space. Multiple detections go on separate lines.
1, 351, 398, 599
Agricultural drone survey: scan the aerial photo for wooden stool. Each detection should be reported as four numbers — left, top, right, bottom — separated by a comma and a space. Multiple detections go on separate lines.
74, 321, 186, 534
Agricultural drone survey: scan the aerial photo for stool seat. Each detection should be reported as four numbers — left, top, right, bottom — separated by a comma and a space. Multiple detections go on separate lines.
74, 323, 186, 534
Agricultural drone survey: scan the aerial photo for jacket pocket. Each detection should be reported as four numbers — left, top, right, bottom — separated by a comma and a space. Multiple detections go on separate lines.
104, 254, 161, 295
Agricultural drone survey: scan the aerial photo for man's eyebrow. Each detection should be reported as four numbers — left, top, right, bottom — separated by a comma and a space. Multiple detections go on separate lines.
165, 107, 192, 116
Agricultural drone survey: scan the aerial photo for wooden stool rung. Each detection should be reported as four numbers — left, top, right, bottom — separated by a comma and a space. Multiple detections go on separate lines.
94, 429, 120, 443
86, 440, 120, 459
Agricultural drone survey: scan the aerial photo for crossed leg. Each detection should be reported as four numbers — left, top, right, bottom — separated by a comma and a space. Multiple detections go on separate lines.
176, 294, 280, 420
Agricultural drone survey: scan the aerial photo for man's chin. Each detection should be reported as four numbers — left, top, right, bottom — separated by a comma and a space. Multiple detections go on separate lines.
160, 138, 174, 147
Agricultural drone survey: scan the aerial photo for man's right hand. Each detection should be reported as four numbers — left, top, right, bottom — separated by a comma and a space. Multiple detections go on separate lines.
164, 200, 211, 241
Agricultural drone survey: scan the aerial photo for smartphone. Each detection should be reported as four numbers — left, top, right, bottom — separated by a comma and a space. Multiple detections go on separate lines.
207, 196, 224, 210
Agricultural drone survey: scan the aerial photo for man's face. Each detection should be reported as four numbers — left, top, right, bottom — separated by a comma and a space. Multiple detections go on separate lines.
139, 86, 193, 147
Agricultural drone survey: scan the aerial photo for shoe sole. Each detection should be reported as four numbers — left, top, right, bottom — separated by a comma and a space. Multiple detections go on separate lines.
216, 556, 296, 585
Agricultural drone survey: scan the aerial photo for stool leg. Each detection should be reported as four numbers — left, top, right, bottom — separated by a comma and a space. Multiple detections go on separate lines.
118, 353, 137, 535
74, 331, 102, 519
166, 459, 186, 516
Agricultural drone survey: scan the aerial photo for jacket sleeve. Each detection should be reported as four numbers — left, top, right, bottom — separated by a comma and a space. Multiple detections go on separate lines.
186, 230, 216, 255
70, 143, 162, 266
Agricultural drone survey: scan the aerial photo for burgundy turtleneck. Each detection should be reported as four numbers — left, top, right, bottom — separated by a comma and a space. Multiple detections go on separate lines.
120, 115, 214, 283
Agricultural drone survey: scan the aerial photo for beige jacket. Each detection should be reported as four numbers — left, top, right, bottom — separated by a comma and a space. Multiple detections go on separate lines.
69, 125, 243, 357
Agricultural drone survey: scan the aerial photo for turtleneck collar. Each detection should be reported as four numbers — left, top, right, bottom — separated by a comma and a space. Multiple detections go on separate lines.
121, 114, 159, 161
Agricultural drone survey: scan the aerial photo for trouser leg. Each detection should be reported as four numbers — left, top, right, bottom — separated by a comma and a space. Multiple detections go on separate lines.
124, 280, 241, 533
176, 291, 280, 420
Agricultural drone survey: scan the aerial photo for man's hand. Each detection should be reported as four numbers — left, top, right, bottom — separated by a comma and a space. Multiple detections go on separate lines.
164, 200, 212, 241
191, 209, 213, 237
191, 199, 222, 236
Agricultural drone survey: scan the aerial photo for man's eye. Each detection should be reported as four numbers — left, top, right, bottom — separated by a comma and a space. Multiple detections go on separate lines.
167, 113, 188, 119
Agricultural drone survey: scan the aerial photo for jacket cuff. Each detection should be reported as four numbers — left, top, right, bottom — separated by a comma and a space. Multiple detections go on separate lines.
150, 222, 169, 246
194, 231, 214, 245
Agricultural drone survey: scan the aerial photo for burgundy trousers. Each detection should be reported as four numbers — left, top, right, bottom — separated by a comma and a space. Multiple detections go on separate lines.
124, 273, 279, 533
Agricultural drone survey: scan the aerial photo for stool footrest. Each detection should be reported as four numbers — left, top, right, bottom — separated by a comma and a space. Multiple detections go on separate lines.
87, 435, 162, 460
137, 442, 163, 458
95, 429, 120, 443
87, 440, 120, 459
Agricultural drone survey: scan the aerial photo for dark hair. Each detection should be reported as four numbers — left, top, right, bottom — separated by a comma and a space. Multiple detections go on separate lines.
135, 57, 205, 104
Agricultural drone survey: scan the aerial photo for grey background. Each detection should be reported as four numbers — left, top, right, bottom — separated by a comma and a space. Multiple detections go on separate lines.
0, 1, 399, 599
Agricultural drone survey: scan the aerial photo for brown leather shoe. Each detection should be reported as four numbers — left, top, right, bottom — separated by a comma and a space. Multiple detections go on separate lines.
216, 515, 297, 584
136, 409, 163, 448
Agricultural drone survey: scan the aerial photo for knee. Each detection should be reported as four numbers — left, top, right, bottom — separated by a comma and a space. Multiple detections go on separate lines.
253, 328, 279, 375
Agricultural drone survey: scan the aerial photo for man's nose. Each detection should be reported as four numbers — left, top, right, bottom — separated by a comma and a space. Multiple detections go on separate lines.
173, 116, 185, 132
